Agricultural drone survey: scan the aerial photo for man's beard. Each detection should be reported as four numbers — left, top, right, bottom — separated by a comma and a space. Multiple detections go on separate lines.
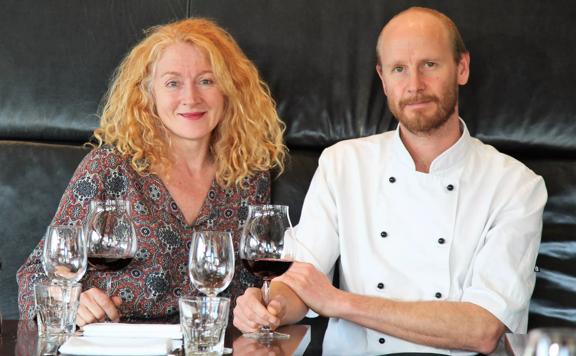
389, 84, 458, 136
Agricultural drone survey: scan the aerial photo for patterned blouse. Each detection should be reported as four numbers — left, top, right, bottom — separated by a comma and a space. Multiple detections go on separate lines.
17, 145, 269, 321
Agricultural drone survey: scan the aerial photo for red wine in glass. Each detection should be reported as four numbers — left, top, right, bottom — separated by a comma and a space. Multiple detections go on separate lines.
241, 258, 293, 279
88, 256, 133, 272
240, 204, 294, 342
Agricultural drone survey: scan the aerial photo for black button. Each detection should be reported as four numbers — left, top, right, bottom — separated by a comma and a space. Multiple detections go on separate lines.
379, 337, 385, 344
377, 283, 384, 289
438, 238, 445, 244
389, 177, 396, 183
447, 184, 454, 191
435, 292, 442, 299
380, 231, 387, 238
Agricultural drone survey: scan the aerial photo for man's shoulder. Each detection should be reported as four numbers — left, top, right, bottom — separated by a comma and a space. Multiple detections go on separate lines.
470, 138, 543, 182
322, 131, 394, 159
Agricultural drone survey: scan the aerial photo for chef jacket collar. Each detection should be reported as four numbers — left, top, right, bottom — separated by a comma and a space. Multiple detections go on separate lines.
392, 118, 471, 173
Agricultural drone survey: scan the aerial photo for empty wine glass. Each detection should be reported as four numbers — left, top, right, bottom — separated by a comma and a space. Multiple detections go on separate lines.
188, 231, 235, 297
240, 204, 294, 341
42, 224, 87, 285
84, 199, 137, 295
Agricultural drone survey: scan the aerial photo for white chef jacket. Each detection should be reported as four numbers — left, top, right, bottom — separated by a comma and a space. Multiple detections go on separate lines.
289, 121, 547, 356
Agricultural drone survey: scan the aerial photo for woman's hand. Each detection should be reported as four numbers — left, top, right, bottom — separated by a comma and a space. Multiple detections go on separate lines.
76, 287, 122, 326
233, 287, 287, 333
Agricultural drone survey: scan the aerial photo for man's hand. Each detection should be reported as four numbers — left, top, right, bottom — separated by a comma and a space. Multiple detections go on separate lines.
279, 262, 343, 317
76, 287, 122, 326
233, 287, 288, 333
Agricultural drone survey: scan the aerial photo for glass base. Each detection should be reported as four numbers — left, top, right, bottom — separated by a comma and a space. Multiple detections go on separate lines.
243, 329, 290, 342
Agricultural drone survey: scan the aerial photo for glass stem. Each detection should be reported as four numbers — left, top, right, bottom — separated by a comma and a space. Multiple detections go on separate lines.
106, 274, 112, 297
260, 279, 272, 335
261, 279, 271, 306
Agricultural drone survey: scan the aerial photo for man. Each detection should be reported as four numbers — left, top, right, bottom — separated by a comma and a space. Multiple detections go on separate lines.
234, 7, 547, 355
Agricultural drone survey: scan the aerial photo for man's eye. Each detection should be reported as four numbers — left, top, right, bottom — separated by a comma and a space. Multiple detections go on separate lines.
392, 66, 404, 73
424, 62, 436, 68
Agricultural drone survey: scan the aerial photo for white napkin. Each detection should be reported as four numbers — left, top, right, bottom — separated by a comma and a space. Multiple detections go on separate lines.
82, 323, 182, 339
59, 336, 172, 355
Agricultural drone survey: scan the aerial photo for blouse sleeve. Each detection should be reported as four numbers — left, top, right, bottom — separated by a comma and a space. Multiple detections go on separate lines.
16, 146, 125, 318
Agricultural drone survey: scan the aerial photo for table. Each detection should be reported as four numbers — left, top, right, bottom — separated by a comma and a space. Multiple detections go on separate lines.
0, 319, 318, 355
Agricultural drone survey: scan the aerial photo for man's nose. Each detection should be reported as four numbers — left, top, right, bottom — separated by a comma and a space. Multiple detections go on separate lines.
406, 69, 425, 93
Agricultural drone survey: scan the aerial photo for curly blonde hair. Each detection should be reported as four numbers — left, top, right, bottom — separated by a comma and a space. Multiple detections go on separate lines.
94, 18, 286, 187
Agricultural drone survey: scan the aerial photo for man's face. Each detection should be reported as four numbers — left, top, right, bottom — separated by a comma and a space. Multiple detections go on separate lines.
376, 13, 469, 135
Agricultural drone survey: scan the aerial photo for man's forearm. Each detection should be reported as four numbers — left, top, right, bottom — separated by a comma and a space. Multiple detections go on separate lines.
332, 292, 506, 354
270, 281, 309, 325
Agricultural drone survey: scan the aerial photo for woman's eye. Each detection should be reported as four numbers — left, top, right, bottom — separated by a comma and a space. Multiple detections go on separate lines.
199, 78, 214, 86
165, 80, 179, 88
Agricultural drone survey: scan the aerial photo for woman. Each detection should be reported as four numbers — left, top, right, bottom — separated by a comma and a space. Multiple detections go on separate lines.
17, 18, 286, 325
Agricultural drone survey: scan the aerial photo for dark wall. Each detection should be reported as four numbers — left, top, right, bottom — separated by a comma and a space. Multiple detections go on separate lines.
1, 0, 575, 330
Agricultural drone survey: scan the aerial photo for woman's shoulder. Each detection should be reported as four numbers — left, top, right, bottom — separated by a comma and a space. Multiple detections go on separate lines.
243, 170, 271, 187
80, 144, 133, 171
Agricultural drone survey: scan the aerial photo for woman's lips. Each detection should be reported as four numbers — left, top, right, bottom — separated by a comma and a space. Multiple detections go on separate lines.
179, 112, 205, 120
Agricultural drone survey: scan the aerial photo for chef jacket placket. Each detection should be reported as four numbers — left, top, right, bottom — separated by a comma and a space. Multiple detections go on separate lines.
368, 157, 462, 353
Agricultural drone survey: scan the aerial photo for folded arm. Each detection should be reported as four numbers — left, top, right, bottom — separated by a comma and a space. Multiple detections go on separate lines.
281, 262, 506, 354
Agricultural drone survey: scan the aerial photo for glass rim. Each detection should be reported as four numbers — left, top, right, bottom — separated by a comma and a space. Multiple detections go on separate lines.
47, 224, 83, 229
247, 204, 289, 209
191, 230, 232, 234
34, 281, 82, 289
89, 199, 129, 205
178, 296, 231, 304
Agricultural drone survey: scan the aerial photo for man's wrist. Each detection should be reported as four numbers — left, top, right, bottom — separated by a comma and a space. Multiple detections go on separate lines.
326, 288, 350, 318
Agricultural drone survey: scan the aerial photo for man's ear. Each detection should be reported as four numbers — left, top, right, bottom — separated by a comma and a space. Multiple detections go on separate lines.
376, 64, 388, 95
457, 52, 470, 85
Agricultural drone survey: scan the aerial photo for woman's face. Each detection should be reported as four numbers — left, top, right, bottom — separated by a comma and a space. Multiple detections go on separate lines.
151, 42, 225, 148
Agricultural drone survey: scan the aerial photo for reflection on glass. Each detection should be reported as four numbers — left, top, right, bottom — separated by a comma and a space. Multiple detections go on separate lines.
523, 328, 576, 356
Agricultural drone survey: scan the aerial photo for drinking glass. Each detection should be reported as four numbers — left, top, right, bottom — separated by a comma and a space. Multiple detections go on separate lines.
84, 199, 137, 294
240, 204, 294, 341
42, 224, 87, 285
34, 281, 82, 337
179, 297, 230, 356
523, 328, 576, 356
189, 231, 235, 297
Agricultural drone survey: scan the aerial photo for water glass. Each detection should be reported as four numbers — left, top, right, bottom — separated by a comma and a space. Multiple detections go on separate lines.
179, 297, 230, 356
34, 282, 82, 337
523, 328, 576, 356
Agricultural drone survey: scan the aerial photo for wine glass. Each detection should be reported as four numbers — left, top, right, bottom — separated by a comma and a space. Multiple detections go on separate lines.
523, 328, 576, 356
188, 231, 235, 297
42, 224, 87, 285
240, 204, 294, 341
84, 199, 137, 295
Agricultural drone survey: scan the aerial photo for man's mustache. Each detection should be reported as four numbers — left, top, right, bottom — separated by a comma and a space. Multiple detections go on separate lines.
399, 95, 438, 108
